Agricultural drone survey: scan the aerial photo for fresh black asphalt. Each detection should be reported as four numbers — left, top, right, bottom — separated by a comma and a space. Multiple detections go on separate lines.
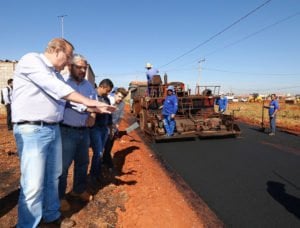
152, 123, 300, 227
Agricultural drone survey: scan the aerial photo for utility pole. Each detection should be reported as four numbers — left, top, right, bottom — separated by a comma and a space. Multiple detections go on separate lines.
196, 58, 205, 94
57, 15, 67, 38
198, 58, 205, 86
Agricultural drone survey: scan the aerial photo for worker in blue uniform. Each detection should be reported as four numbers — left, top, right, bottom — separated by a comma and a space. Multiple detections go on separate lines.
162, 85, 178, 136
264, 93, 279, 136
217, 93, 228, 113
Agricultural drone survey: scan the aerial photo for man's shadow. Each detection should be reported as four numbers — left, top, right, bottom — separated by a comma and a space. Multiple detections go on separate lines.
267, 181, 300, 219
0, 188, 19, 218
64, 145, 140, 218
113, 145, 139, 175
97, 145, 140, 187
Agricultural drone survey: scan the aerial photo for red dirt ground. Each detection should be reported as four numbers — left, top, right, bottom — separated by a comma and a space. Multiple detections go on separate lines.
1, 103, 299, 227
0, 106, 221, 228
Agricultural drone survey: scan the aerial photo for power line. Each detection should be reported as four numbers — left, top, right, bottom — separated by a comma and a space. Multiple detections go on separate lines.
159, 0, 273, 69
202, 67, 300, 76
93, 1, 299, 81
161, 65, 299, 77
98, 65, 299, 79
202, 12, 300, 58
162, 11, 300, 74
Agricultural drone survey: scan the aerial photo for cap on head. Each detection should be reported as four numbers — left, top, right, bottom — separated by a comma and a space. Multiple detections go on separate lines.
145, 63, 152, 68
167, 85, 174, 92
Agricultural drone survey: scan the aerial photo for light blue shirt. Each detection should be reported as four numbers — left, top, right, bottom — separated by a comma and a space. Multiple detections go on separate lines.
146, 68, 159, 83
62, 77, 97, 127
12, 53, 74, 123
108, 94, 125, 127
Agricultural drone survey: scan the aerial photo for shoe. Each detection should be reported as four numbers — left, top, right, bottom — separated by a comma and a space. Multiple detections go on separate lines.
91, 174, 102, 183
70, 190, 93, 202
108, 167, 114, 173
41, 216, 75, 228
60, 199, 71, 211
269, 132, 275, 136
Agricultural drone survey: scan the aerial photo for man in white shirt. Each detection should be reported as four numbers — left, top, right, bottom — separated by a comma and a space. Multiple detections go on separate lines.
1, 78, 13, 130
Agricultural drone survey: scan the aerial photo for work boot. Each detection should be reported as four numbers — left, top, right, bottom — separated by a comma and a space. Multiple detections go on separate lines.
40, 216, 76, 228
70, 190, 93, 202
60, 198, 71, 211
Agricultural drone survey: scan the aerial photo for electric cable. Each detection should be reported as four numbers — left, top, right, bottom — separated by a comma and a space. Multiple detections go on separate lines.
159, 0, 273, 69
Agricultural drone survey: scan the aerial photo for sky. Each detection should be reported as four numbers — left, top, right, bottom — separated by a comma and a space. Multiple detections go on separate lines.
1, 0, 299, 95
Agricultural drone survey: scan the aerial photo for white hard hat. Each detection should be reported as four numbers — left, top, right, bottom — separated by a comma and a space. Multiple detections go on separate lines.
145, 63, 152, 68
167, 85, 174, 92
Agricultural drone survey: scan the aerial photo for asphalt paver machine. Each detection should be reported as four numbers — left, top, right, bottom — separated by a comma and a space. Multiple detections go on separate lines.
129, 75, 241, 142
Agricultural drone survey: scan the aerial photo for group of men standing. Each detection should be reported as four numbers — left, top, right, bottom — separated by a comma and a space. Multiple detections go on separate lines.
9, 38, 127, 227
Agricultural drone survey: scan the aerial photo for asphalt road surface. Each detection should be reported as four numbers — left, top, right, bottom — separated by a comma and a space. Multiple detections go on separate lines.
152, 123, 300, 227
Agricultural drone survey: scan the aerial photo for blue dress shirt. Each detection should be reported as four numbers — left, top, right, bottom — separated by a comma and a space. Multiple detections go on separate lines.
62, 77, 97, 127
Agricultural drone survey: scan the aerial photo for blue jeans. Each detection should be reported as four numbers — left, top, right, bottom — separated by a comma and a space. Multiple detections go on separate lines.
103, 130, 118, 168
163, 114, 176, 136
59, 126, 90, 198
89, 126, 108, 178
14, 124, 62, 227
270, 116, 276, 133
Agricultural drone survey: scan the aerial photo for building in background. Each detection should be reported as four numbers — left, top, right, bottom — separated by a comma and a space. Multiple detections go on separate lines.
0, 60, 17, 87
0, 60, 18, 114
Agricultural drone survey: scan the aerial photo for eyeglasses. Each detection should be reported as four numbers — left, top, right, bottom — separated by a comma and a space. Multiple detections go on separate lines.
73, 64, 88, 70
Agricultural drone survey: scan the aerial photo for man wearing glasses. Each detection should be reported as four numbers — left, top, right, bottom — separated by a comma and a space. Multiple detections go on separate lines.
59, 54, 96, 211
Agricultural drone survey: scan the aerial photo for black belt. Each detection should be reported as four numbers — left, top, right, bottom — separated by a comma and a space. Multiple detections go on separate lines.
15, 121, 59, 126
60, 123, 87, 130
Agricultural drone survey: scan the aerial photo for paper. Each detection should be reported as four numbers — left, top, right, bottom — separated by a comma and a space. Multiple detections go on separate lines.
126, 122, 139, 134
